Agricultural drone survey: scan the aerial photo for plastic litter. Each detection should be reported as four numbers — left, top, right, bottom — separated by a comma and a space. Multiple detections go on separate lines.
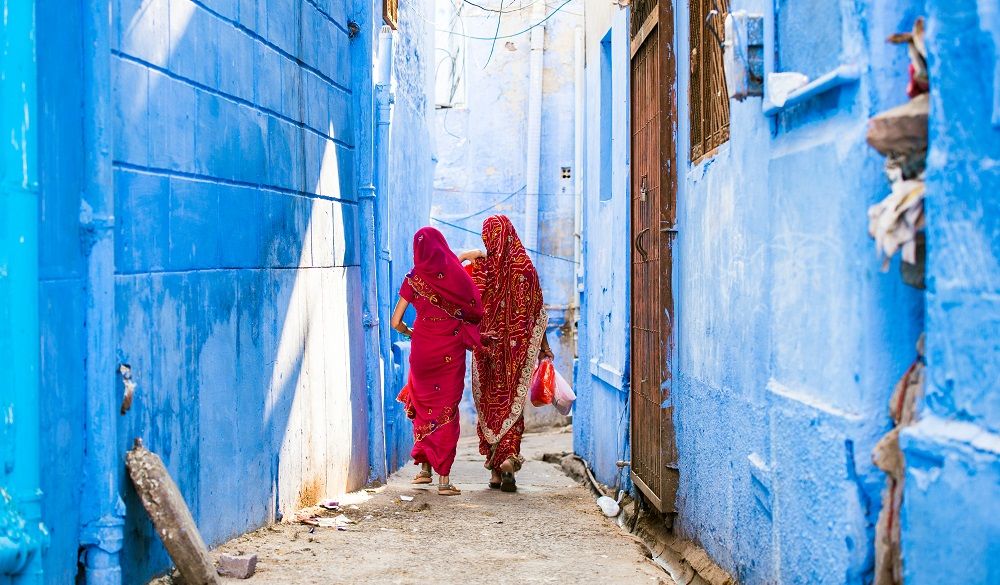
319, 499, 339, 510
400, 495, 414, 502
597, 496, 621, 518
315, 514, 354, 528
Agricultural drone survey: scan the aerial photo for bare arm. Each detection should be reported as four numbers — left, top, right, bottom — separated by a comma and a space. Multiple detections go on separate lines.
390, 297, 413, 337
457, 249, 486, 263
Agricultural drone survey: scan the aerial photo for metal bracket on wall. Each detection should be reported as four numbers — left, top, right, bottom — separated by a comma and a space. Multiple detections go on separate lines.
762, 64, 861, 116
723, 11, 764, 100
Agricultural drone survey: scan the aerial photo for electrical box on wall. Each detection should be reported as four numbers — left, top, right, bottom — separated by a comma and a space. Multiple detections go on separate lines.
723, 11, 764, 100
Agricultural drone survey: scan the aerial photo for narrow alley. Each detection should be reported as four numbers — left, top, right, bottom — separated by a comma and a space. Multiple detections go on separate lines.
205, 432, 667, 584
1, 1, 998, 584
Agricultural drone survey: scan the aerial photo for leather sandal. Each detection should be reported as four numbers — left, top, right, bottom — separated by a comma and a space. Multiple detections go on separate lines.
438, 483, 462, 496
412, 470, 433, 484
499, 470, 516, 493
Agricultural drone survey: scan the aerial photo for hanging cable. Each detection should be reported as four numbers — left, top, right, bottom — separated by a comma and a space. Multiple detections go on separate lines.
430, 217, 578, 264
441, 185, 526, 222
438, 0, 574, 40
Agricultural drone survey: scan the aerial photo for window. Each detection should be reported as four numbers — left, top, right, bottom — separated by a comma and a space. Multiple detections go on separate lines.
599, 30, 613, 201
689, 0, 730, 162
434, 1, 466, 107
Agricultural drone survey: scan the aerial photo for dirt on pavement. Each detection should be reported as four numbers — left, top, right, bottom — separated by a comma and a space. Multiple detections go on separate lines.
207, 430, 670, 585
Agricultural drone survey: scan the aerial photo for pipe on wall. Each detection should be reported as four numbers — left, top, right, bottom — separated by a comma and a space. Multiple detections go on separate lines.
352, 0, 388, 484
0, 0, 46, 581
78, 0, 125, 582
374, 25, 396, 464
572, 26, 584, 350
523, 1, 546, 253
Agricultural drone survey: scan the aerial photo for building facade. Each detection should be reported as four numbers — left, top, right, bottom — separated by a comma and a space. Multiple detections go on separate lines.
575, 0, 997, 583
2, 0, 435, 582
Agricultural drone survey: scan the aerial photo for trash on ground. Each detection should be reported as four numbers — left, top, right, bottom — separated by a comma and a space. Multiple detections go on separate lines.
400, 495, 414, 502
597, 496, 621, 518
315, 514, 355, 529
319, 499, 340, 510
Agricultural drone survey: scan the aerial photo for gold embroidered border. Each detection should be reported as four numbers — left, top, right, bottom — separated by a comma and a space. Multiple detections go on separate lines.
472, 308, 549, 446
406, 274, 469, 321
412, 406, 458, 443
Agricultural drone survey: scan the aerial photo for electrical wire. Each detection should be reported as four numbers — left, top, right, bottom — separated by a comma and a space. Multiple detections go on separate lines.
440, 185, 526, 221
438, 0, 576, 40
430, 217, 578, 264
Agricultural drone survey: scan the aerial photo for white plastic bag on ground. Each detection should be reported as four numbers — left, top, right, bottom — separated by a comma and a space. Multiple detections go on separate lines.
552, 368, 576, 415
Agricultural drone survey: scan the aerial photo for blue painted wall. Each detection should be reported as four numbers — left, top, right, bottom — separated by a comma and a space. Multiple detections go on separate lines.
574, 4, 633, 491
431, 3, 582, 432
577, 1, 934, 583
900, 2, 1000, 584
35, 0, 87, 581
30, 0, 437, 581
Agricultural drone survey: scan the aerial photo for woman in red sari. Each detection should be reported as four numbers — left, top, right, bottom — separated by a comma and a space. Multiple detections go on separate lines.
461, 215, 553, 492
391, 227, 482, 496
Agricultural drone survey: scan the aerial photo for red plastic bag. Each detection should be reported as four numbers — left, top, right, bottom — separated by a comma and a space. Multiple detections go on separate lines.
530, 358, 556, 407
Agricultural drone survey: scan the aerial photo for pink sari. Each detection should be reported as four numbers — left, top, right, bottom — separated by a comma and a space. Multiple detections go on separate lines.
397, 227, 482, 476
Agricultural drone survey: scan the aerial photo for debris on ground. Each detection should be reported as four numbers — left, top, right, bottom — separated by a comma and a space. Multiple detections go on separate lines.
399, 495, 414, 502
216, 554, 257, 579
597, 495, 621, 517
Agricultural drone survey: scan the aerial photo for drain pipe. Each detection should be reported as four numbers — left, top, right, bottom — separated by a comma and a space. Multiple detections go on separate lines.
0, 1, 46, 581
523, 1, 546, 253
374, 25, 395, 437
351, 3, 388, 483
78, 1, 125, 582
572, 26, 584, 346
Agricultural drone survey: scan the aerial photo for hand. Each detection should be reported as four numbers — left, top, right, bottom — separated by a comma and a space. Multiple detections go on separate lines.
539, 346, 554, 362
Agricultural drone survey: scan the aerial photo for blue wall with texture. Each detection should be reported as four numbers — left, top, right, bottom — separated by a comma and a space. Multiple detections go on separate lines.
574, 4, 633, 492
900, 2, 1000, 584
32, 0, 406, 581
577, 1, 936, 583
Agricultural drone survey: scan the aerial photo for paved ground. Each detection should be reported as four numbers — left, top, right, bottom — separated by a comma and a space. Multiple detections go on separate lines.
211, 430, 669, 584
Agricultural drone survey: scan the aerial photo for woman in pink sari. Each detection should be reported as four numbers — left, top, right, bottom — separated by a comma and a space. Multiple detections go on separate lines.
391, 227, 482, 495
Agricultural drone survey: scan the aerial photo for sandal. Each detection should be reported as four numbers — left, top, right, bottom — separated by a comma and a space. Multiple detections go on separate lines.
499, 471, 516, 493
438, 483, 462, 496
412, 470, 433, 485
489, 481, 501, 490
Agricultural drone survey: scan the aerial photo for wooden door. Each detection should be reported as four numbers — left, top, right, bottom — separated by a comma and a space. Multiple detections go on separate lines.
629, 0, 678, 512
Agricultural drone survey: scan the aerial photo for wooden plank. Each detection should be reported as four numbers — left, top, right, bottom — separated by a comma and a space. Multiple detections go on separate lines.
126, 439, 220, 585
631, 10, 659, 58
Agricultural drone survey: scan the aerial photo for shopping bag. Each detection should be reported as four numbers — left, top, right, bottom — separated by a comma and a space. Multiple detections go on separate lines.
552, 368, 576, 415
529, 358, 556, 406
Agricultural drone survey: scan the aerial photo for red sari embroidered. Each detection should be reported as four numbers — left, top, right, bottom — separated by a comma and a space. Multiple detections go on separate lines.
398, 227, 482, 476
468, 215, 547, 470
